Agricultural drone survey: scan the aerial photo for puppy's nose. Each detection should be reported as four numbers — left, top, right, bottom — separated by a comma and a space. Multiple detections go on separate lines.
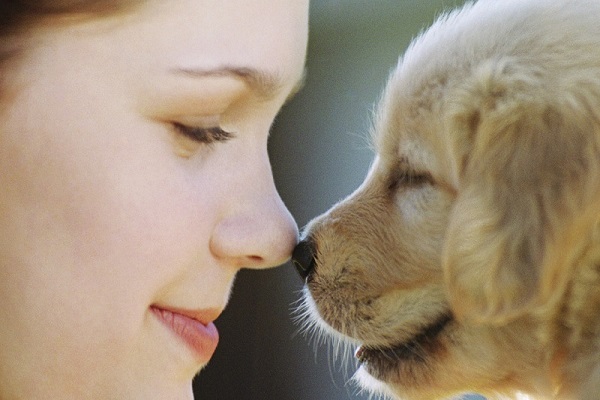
291, 238, 316, 281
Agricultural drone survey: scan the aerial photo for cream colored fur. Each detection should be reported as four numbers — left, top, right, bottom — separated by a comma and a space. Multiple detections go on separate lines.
299, 0, 600, 399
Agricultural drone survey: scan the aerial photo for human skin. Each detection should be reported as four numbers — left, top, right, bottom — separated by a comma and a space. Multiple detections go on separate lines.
0, 1, 308, 399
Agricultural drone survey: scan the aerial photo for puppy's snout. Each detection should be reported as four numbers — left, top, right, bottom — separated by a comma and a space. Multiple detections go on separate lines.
292, 238, 316, 281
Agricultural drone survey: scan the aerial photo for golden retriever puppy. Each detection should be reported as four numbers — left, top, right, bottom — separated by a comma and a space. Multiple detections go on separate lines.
292, 0, 600, 399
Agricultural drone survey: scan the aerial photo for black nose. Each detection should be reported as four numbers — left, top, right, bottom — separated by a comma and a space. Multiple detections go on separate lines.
291, 238, 316, 281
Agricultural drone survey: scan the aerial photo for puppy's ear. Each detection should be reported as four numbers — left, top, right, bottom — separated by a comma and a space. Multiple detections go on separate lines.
443, 58, 600, 323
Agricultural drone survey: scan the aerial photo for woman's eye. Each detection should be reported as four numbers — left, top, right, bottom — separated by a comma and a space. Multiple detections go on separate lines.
171, 122, 235, 144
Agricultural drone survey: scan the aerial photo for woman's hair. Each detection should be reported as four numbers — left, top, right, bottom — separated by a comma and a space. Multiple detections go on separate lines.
0, 0, 139, 97
1, 0, 137, 35
0, 0, 139, 68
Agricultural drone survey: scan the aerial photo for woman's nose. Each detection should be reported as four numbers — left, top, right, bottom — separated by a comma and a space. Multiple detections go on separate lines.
209, 179, 298, 270
210, 197, 298, 269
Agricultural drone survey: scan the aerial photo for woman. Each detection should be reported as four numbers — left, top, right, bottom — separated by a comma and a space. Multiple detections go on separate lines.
0, 1, 308, 399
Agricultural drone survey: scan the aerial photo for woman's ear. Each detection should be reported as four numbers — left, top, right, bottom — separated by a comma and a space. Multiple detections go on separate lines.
442, 58, 600, 323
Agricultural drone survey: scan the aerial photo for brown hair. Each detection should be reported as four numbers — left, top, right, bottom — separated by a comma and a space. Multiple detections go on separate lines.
0, 0, 140, 66
1, 1, 137, 34
0, 0, 140, 99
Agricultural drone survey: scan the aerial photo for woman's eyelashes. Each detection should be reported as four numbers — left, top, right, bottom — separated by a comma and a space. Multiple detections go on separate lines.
171, 122, 235, 145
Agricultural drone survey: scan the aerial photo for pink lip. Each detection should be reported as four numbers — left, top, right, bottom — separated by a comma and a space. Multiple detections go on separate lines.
150, 305, 220, 362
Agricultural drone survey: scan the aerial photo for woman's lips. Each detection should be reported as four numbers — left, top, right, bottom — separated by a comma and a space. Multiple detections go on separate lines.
150, 305, 220, 362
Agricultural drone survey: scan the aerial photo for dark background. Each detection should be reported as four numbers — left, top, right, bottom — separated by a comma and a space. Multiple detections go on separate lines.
194, 1, 476, 399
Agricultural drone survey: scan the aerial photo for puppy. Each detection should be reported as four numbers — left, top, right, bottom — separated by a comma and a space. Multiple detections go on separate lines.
292, 0, 600, 399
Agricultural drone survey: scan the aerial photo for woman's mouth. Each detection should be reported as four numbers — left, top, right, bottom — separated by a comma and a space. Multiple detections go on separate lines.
150, 305, 220, 362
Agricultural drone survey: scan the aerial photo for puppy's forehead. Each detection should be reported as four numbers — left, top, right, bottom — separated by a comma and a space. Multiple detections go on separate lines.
397, 139, 433, 169
372, 65, 448, 177
371, 0, 534, 178
371, 0, 600, 191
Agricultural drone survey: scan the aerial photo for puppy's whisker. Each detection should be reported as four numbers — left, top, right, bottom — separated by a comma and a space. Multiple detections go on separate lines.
291, 295, 364, 387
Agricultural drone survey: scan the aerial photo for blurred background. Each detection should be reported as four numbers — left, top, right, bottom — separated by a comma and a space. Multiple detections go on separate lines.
194, 1, 476, 399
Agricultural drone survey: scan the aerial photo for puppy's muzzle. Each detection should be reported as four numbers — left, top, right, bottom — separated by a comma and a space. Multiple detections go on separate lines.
291, 238, 316, 281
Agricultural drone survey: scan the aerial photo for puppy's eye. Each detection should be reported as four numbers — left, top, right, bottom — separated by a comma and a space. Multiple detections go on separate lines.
171, 122, 235, 145
400, 171, 433, 186
390, 157, 435, 190
389, 170, 434, 191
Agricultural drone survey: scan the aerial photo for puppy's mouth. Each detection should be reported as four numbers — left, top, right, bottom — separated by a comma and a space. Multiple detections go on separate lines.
354, 313, 453, 378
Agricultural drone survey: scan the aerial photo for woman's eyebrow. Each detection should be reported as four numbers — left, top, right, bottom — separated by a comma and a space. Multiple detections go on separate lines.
172, 66, 306, 102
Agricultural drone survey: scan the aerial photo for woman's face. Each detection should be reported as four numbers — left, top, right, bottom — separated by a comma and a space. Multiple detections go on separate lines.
0, 1, 307, 398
